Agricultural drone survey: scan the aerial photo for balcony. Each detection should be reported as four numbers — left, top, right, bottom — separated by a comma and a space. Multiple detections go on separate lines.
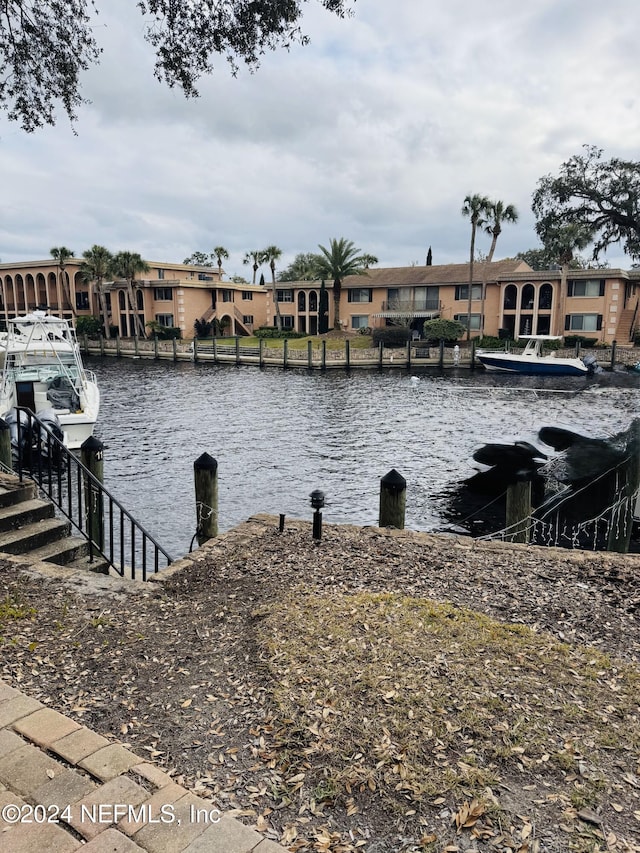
375, 300, 441, 320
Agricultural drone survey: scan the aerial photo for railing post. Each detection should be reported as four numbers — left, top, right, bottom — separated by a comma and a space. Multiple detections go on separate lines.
81, 436, 104, 554
506, 479, 531, 544
379, 469, 406, 529
0, 418, 12, 472
194, 453, 218, 545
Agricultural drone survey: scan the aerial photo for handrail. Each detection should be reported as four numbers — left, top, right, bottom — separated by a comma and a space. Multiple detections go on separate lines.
629, 298, 639, 342
12, 408, 173, 580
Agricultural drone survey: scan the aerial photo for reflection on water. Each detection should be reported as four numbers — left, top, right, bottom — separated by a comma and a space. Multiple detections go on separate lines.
87, 356, 639, 559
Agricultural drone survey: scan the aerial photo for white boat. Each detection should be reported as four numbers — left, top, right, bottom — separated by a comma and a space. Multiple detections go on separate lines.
0, 311, 100, 449
475, 335, 592, 376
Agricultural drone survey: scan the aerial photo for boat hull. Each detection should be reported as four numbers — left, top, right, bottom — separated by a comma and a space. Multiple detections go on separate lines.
476, 353, 589, 376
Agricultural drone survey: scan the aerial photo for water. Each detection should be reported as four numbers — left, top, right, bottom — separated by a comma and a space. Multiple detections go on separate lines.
86, 356, 639, 559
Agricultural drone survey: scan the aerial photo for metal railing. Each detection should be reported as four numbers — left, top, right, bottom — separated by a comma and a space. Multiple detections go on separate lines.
12, 408, 173, 580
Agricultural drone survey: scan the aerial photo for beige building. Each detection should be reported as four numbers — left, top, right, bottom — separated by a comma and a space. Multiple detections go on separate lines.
1, 256, 638, 344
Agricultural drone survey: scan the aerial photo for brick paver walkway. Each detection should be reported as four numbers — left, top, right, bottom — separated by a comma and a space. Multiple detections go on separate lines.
0, 680, 286, 853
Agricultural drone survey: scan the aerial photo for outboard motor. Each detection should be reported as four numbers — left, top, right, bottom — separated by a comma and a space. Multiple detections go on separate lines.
5, 408, 64, 466
582, 354, 601, 374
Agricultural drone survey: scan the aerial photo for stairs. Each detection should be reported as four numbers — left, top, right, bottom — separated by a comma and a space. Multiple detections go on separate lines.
0, 474, 110, 573
615, 305, 638, 345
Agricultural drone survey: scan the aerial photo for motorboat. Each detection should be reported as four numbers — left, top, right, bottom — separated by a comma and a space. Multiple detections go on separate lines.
475, 335, 592, 376
0, 311, 100, 449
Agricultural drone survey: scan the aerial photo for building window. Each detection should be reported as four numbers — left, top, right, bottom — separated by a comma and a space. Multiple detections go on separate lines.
347, 288, 373, 303
566, 313, 602, 332
75, 291, 90, 310
454, 313, 481, 330
568, 279, 605, 297
221, 289, 233, 302
154, 287, 172, 300
276, 289, 294, 302
298, 291, 306, 311
157, 269, 165, 280
351, 315, 369, 330
274, 315, 294, 328
242, 315, 254, 325
309, 291, 318, 311
455, 285, 482, 301
155, 313, 174, 327
241, 291, 253, 301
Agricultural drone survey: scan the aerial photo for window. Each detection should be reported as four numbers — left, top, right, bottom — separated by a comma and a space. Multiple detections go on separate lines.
157, 269, 165, 280
351, 315, 369, 330
309, 291, 318, 311
75, 291, 89, 310
347, 288, 373, 303
221, 289, 233, 302
155, 313, 174, 327
568, 279, 605, 297
454, 313, 481, 330
455, 285, 482, 301
566, 314, 602, 332
241, 291, 253, 301
242, 315, 254, 325
275, 315, 294, 328
276, 289, 294, 302
154, 287, 172, 300
503, 284, 517, 310
298, 291, 306, 311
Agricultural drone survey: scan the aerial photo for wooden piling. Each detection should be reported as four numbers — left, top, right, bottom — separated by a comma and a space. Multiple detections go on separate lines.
194, 453, 218, 545
379, 469, 406, 529
235, 336, 240, 365
345, 339, 351, 369
610, 340, 617, 370
283, 339, 289, 368
154, 335, 159, 360
378, 342, 384, 368
438, 340, 444, 368
308, 340, 313, 369
506, 479, 531, 544
607, 417, 640, 553
321, 340, 327, 370
259, 338, 264, 367
81, 436, 104, 552
0, 419, 12, 472
172, 337, 177, 361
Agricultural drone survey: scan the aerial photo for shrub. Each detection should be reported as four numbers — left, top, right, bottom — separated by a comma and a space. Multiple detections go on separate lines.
423, 318, 465, 342
372, 327, 411, 347
75, 316, 102, 338
254, 327, 306, 339
475, 335, 505, 350
563, 335, 598, 349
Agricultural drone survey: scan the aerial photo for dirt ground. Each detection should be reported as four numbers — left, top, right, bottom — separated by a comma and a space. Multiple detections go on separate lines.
2, 515, 640, 853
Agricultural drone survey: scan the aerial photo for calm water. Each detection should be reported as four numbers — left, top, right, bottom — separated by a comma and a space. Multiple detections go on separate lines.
86, 357, 639, 560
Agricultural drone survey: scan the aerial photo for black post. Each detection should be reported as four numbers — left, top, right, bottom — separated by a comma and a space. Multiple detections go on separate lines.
0, 418, 12, 472
172, 337, 177, 361
81, 436, 104, 555
321, 339, 327, 370
308, 340, 313, 369
154, 335, 159, 360
611, 340, 617, 370
194, 453, 218, 545
310, 490, 325, 540
470, 339, 476, 371
283, 339, 289, 369
379, 469, 406, 529
439, 339, 444, 369
378, 341, 383, 368
345, 339, 351, 370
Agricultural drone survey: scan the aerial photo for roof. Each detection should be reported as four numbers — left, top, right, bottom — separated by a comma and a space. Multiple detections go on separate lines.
342, 259, 532, 288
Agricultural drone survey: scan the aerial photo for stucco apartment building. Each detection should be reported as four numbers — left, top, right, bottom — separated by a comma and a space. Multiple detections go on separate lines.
1, 256, 638, 344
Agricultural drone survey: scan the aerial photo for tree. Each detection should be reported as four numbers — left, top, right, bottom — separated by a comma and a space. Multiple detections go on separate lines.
194, 317, 213, 337
110, 251, 150, 339
50, 246, 76, 317
261, 246, 283, 331
515, 247, 609, 271
243, 250, 262, 285
0, 0, 354, 132
183, 251, 215, 267
536, 222, 594, 336
278, 252, 321, 281
461, 194, 490, 339
318, 280, 329, 334
479, 200, 518, 336
213, 246, 229, 280
360, 254, 378, 268
80, 244, 113, 337
532, 145, 640, 261
315, 238, 368, 330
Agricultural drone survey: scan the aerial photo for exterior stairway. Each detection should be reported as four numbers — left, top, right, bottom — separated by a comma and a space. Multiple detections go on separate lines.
615, 305, 638, 345
0, 474, 110, 573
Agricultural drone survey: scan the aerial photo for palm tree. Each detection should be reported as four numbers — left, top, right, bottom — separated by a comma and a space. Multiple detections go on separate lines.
213, 246, 229, 281
110, 251, 150, 339
360, 254, 379, 269
80, 245, 113, 337
315, 238, 368, 330
278, 252, 321, 282
50, 246, 76, 317
243, 251, 262, 285
479, 200, 518, 336
262, 245, 283, 331
461, 194, 490, 339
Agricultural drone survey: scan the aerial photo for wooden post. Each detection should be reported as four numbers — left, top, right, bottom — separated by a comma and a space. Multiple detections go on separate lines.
378, 341, 383, 368
116, 335, 121, 357
283, 339, 289, 368
213, 337, 218, 363
154, 335, 159, 360
134, 336, 139, 357
379, 469, 406, 529
345, 338, 351, 369
172, 337, 177, 361
506, 479, 531, 544
610, 340, 617, 370
308, 339, 313, 369
321, 339, 327, 370
235, 335, 240, 365
607, 418, 640, 553
99, 335, 105, 357
194, 453, 218, 545
439, 339, 444, 368
81, 436, 104, 554
470, 339, 476, 371
0, 418, 12, 472
259, 337, 264, 367
406, 340, 411, 369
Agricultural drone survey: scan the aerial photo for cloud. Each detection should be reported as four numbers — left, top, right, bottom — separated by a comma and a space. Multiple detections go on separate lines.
0, 0, 635, 272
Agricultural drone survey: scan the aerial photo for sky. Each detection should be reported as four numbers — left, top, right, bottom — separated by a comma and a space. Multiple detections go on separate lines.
1, 0, 637, 278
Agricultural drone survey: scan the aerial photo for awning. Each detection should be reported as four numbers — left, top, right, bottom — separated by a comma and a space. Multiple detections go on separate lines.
372, 310, 440, 320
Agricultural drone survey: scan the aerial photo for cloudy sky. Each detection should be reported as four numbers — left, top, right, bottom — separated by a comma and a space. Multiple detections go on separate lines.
1, 0, 637, 277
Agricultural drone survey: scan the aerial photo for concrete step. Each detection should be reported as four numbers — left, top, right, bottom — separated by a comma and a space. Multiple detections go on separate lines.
0, 498, 55, 533
0, 517, 71, 555
0, 477, 38, 509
